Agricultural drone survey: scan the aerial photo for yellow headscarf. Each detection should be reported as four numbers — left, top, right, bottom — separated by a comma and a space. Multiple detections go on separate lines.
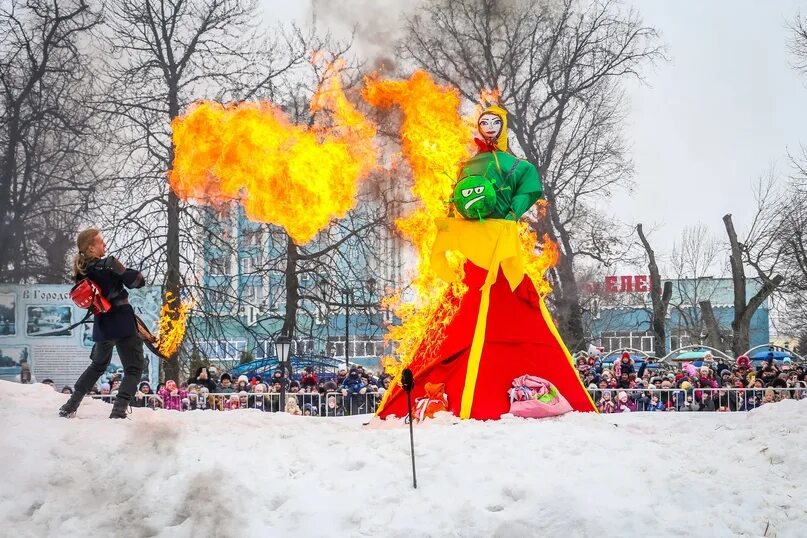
477, 105, 508, 152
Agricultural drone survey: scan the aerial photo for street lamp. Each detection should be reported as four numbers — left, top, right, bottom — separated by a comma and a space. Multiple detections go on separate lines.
275, 333, 292, 412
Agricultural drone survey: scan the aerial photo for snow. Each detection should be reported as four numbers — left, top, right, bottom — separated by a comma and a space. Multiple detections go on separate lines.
1, 381, 807, 537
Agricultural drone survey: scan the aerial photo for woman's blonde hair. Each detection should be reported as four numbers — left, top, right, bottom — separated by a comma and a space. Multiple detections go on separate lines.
72, 228, 101, 278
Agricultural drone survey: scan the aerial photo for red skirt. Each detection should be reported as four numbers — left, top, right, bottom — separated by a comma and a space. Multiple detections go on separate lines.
378, 262, 596, 420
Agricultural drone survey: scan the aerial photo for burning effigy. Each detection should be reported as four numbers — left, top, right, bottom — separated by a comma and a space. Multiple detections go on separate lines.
364, 73, 596, 420
168, 65, 595, 420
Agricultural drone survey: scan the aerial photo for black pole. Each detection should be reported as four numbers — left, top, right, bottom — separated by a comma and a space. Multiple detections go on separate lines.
279, 358, 286, 412
401, 368, 417, 489
345, 300, 350, 370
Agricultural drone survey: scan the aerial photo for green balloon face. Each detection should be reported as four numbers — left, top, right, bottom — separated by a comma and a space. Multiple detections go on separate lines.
453, 175, 496, 219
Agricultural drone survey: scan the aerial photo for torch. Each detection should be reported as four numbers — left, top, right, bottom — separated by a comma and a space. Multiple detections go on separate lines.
401, 367, 417, 489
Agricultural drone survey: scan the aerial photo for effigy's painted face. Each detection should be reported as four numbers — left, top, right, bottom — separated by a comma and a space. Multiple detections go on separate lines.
453, 175, 496, 219
478, 113, 503, 141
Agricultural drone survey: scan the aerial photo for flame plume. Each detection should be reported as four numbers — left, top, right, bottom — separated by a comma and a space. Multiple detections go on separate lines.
157, 292, 194, 358
169, 66, 377, 245
363, 71, 474, 375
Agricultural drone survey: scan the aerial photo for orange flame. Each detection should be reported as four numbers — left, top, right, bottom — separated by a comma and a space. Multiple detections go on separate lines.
169, 65, 377, 245
363, 71, 474, 374
157, 292, 194, 357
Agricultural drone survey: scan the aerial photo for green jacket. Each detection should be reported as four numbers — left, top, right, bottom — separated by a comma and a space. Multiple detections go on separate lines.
460, 150, 542, 220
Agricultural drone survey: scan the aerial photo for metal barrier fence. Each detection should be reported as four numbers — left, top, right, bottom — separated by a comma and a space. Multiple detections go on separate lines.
84, 387, 807, 416
88, 391, 382, 416
588, 387, 807, 412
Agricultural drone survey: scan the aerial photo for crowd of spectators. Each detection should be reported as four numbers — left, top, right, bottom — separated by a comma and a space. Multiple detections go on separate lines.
575, 350, 807, 413
49, 365, 391, 416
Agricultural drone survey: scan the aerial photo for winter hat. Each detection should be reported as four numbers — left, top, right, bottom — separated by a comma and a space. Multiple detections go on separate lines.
166, 380, 177, 391
736, 355, 750, 368
237, 375, 249, 384
220, 373, 232, 382
618, 391, 628, 401
621, 351, 631, 359
138, 381, 151, 390
587, 383, 598, 390
680, 381, 692, 392
100, 383, 111, 391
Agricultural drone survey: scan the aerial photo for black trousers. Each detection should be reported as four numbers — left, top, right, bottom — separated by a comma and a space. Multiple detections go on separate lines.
74, 334, 145, 403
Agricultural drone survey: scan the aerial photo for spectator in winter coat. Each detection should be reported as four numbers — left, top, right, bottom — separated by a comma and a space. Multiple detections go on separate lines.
270, 370, 289, 390
300, 367, 318, 388
678, 395, 699, 412
647, 395, 665, 412
157, 380, 187, 411
286, 396, 302, 415
597, 391, 615, 414
336, 368, 348, 386
217, 373, 235, 394
613, 352, 635, 377
249, 383, 268, 411
699, 391, 717, 412
758, 356, 779, 383
341, 369, 367, 396
614, 391, 636, 413
132, 381, 155, 408
188, 367, 217, 393
324, 395, 344, 416
235, 375, 250, 393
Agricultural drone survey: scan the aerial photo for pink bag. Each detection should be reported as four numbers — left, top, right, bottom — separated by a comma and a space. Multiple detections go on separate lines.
507, 375, 573, 418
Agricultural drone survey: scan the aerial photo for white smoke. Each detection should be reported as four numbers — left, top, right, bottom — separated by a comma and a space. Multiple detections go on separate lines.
309, 0, 426, 67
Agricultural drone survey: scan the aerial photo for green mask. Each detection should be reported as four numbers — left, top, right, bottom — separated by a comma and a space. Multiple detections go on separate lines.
453, 175, 496, 219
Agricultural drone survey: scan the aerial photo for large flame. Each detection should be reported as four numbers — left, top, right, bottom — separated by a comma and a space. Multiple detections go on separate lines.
363, 72, 558, 379
157, 292, 194, 358
169, 65, 377, 245
363, 71, 474, 376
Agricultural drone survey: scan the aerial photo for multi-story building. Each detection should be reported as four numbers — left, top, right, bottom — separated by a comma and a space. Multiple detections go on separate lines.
586, 274, 770, 356
186, 199, 406, 370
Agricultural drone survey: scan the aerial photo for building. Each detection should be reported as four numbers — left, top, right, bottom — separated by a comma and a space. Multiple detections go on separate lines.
586, 275, 770, 356
186, 200, 405, 370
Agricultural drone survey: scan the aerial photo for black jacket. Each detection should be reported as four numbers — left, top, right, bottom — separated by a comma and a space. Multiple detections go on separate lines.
79, 256, 145, 341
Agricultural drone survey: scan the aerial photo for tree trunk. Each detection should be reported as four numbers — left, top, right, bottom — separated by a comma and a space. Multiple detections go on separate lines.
637, 224, 669, 355
723, 214, 783, 356
699, 300, 725, 350
162, 90, 182, 381
543, 185, 585, 349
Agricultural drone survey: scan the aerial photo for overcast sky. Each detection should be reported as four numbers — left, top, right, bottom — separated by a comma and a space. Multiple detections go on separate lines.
263, 0, 807, 272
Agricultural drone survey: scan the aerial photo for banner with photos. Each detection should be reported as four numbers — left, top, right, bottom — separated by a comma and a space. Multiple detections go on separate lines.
0, 285, 161, 389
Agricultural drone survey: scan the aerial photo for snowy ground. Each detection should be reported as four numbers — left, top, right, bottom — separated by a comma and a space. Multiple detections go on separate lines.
1, 382, 806, 538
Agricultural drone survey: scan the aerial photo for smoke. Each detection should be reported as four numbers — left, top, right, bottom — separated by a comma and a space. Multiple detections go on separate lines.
310, 0, 426, 68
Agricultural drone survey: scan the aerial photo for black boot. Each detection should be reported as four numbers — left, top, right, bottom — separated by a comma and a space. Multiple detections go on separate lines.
109, 397, 131, 419
58, 392, 85, 418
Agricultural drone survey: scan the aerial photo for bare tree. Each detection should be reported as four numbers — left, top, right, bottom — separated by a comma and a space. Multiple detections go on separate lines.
636, 224, 671, 355
789, 11, 807, 77
724, 182, 784, 355
399, 0, 662, 349
665, 224, 723, 346
97, 0, 308, 379
0, 0, 102, 283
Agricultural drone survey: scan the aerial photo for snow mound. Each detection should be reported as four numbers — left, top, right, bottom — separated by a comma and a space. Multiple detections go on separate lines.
1, 381, 807, 537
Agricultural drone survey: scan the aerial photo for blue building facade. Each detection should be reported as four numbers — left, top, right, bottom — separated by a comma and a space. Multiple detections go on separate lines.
186, 204, 403, 370
587, 277, 770, 356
